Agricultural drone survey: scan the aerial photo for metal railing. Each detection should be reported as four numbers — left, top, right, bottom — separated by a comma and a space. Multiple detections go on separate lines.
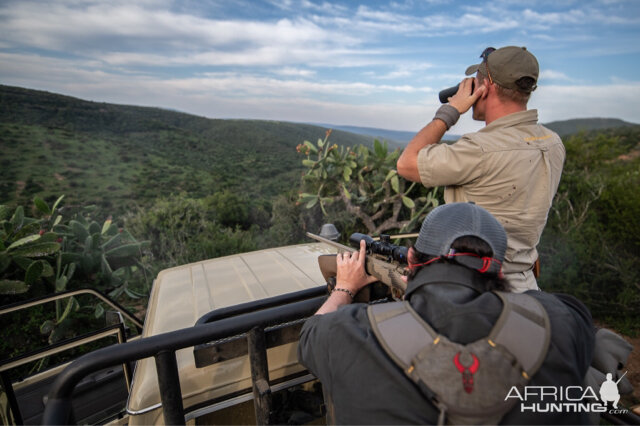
42, 287, 327, 425
0, 288, 144, 331
0, 323, 129, 425
0, 288, 144, 424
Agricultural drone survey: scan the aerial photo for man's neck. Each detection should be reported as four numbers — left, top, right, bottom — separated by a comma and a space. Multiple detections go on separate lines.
484, 96, 527, 125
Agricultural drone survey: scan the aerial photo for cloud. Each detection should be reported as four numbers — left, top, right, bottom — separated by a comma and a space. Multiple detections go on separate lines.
521, 8, 588, 27
523, 6, 640, 28
532, 83, 640, 125
275, 67, 317, 77
1, 0, 639, 134
174, 74, 433, 98
368, 63, 435, 80
0, 1, 361, 56
0, 52, 115, 88
0, 51, 432, 99
5, 48, 639, 136
539, 70, 571, 81
349, 5, 521, 36
299, 0, 349, 15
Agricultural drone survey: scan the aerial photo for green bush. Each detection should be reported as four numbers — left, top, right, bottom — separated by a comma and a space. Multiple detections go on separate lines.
125, 194, 258, 271
539, 129, 640, 333
297, 132, 440, 237
1, 196, 149, 347
1, 196, 150, 379
204, 190, 251, 229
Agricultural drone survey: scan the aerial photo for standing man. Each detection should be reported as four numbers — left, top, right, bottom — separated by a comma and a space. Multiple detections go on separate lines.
397, 46, 565, 292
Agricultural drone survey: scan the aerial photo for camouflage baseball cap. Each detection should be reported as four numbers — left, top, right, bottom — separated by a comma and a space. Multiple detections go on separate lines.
465, 46, 539, 93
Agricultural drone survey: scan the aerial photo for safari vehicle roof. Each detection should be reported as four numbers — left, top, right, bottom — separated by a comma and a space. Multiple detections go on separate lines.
127, 242, 334, 424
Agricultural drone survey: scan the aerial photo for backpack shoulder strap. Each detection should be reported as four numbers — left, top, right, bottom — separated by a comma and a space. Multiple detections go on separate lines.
367, 301, 438, 372
368, 292, 552, 379
489, 291, 551, 378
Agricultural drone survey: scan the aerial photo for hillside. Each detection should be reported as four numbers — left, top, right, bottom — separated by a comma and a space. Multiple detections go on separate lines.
312, 123, 416, 144
544, 117, 637, 136
2, 84, 638, 216
322, 118, 639, 145
0, 85, 375, 214
1, 85, 639, 335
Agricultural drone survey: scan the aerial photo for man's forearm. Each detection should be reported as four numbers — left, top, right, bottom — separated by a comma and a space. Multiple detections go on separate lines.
396, 118, 447, 182
397, 78, 482, 183
315, 289, 353, 315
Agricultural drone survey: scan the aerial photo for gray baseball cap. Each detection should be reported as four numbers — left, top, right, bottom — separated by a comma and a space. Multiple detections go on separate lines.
415, 203, 507, 274
465, 46, 539, 93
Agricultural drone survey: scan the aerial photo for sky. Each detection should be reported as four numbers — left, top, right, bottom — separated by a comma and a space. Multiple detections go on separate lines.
1, 0, 639, 134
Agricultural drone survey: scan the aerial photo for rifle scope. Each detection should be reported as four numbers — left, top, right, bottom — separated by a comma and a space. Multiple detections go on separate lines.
349, 233, 408, 264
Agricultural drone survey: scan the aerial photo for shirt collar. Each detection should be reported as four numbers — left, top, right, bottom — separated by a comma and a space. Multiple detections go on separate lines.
479, 109, 538, 134
404, 262, 486, 298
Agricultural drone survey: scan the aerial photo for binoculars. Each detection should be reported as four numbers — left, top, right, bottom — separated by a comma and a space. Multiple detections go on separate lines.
438, 80, 476, 104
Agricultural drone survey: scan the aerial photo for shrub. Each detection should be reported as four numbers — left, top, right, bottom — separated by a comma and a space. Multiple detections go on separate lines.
539, 129, 640, 333
1, 196, 149, 368
297, 131, 440, 237
125, 194, 258, 271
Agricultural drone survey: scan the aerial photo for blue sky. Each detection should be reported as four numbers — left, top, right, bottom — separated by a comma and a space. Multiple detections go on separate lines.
1, 0, 639, 134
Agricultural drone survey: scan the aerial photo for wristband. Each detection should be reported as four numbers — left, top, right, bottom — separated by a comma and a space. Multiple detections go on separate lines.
433, 104, 460, 130
332, 287, 355, 300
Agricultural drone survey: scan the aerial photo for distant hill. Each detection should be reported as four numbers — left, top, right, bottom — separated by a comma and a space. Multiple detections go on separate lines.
2, 84, 638, 216
542, 118, 638, 137
312, 123, 416, 145
316, 117, 639, 145
0, 85, 376, 213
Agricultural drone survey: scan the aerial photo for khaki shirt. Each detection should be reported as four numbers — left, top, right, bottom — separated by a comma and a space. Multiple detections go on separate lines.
417, 109, 565, 274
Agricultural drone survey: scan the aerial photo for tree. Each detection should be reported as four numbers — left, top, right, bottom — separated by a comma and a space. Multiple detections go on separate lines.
297, 131, 440, 236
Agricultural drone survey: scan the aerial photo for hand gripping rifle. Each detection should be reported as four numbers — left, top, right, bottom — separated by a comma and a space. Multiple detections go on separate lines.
306, 232, 411, 301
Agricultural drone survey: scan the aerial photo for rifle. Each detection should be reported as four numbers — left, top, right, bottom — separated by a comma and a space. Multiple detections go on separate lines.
306, 232, 411, 301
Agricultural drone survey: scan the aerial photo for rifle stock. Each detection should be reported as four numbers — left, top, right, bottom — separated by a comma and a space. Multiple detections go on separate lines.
306, 232, 408, 298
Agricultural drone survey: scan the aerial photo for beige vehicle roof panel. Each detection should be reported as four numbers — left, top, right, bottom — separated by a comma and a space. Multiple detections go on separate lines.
127, 242, 334, 423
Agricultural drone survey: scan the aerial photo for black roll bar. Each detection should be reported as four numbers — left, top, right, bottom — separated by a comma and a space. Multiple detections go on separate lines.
42, 292, 326, 425
196, 286, 327, 325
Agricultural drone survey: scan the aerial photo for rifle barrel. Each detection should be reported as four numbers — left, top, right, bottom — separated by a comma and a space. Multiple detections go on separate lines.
306, 232, 355, 252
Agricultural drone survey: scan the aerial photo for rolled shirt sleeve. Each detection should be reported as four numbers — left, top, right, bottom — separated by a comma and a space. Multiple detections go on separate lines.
297, 314, 330, 378
417, 137, 485, 188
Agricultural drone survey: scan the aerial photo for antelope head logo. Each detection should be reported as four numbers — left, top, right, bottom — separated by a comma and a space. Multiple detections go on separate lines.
453, 351, 480, 393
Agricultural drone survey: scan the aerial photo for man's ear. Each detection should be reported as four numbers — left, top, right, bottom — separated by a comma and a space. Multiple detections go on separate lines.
407, 246, 417, 263
480, 79, 490, 100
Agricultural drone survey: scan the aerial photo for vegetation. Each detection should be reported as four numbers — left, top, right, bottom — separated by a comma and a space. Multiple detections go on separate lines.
297, 131, 439, 236
0, 196, 148, 374
1, 83, 639, 376
0, 197, 148, 302
0, 84, 377, 216
544, 117, 637, 137
125, 193, 261, 277
539, 126, 640, 333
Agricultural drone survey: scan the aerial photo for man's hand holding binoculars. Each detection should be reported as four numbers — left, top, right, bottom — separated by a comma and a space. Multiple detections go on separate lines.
448, 77, 485, 115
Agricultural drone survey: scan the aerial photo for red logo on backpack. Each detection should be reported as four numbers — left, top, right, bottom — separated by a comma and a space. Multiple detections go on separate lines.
454, 352, 480, 393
